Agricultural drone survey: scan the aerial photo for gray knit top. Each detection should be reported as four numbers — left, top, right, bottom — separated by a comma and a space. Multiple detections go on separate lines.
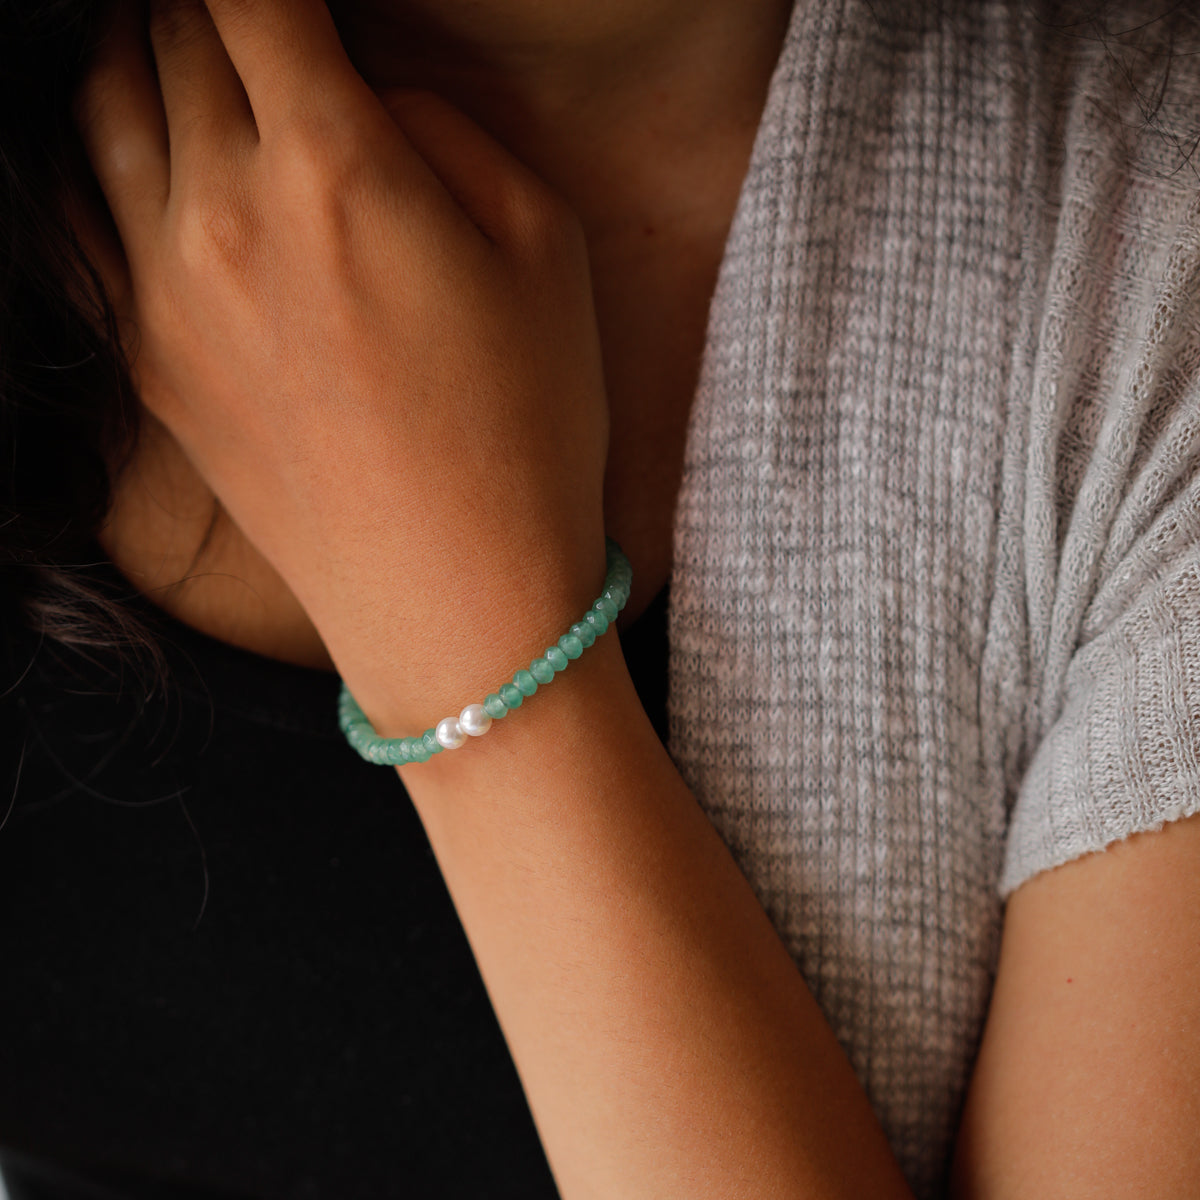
666, 1, 1200, 1194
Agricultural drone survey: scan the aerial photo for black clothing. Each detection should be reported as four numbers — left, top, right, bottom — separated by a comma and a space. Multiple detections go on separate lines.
0, 577, 669, 1199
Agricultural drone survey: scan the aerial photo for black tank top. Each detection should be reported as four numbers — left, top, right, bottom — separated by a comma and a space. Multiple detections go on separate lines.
0, 571, 670, 1199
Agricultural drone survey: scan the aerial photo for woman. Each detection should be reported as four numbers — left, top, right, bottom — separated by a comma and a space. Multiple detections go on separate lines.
2, 0, 1199, 1195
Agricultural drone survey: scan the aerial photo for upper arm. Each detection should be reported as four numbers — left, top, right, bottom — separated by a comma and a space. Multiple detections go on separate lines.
951, 811, 1200, 1199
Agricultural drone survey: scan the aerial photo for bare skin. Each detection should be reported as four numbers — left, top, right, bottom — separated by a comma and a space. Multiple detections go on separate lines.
101, 0, 788, 665
78, 2, 1200, 1197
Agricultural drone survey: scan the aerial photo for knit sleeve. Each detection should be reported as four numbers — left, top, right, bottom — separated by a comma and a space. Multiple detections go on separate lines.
1000, 184, 1200, 895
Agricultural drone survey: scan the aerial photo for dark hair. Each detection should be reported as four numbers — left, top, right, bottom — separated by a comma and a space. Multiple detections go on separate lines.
1048, 2, 1200, 173
0, 0, 1193, 671
0, 0, 161, 674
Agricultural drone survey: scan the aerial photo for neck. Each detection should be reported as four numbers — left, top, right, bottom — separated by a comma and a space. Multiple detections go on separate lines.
332, 0, 789, 100
331, 0, 792, 232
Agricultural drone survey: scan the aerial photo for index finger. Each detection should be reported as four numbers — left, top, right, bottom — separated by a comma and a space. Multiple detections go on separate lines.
75, 3, 169, 264
201, 0, 367, 134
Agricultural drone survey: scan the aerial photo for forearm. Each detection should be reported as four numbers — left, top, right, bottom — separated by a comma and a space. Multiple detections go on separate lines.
397, 633, 911, 1199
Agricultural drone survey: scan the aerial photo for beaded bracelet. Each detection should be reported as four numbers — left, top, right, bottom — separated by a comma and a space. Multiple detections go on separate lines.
339, 538, 631, 766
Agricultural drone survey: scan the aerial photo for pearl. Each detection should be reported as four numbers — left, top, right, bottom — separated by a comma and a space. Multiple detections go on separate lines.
459, 703, 492, 738
435, 717, 467, 750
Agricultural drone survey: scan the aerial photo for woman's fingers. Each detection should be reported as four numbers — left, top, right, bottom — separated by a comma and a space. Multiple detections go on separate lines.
380, 90, 570, 246
202, 0, 367, 135
149, 0, 255, 175
74, 2, 169, 256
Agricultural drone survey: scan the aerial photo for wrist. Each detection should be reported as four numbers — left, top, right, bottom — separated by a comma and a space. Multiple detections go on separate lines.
337, 536, 631, 762
396, 627, 653, 805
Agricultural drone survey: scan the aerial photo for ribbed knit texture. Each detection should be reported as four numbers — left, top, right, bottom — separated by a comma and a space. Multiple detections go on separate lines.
667, 1, 1200, 1194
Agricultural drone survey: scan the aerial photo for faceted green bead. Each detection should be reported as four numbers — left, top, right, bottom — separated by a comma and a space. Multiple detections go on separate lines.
585, 608, 609, 636
595, 596, 619, 622
499, 682, 524, 709
513, 669, 538, 697
409, 741, 432, 764
530, 657, 555, 684
388, 738, 415, 765
421, 729, 443, 756
484, 693, 508, 719
570, 621, 596, 648
545, 645, 568, 672
558, 633, 584, 660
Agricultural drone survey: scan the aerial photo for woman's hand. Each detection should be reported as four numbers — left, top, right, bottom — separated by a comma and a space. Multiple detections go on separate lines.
75, 0, 610, 730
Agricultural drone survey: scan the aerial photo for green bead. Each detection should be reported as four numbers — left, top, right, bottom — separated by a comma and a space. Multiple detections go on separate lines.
570, 621, 596, 648
595, 596, 619, 622
484, 693, 508, 719
499, 682, 524, 709
545, 645, 569, 672
387, 737, 415, 765
408, 740, 431, 764
421, 729, 443, 756
585, 608, 609, 636
513, 669, 538, 697
530, 657, 555, 684
558, 633, 584, 659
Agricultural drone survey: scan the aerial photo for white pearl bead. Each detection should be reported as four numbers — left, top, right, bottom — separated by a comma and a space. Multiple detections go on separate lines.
435, 716, 467, 750
459, 703, 492, 738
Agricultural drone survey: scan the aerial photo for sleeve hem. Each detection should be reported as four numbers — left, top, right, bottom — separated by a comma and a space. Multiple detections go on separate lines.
999, 794, 1200, 897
